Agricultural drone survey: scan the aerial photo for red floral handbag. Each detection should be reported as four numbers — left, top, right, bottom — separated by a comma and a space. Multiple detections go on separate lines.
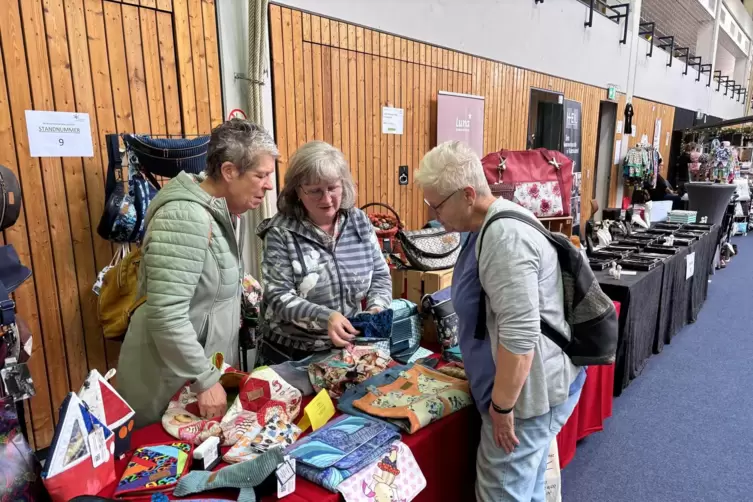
481, 148, 573, 217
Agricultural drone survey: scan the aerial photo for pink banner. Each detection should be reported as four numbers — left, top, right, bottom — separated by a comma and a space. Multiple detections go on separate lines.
437, 92, 485, 157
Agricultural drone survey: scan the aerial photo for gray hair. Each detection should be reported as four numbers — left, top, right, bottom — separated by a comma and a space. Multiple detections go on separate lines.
414, 140, 490, 196
277, 141, 357, 219
206, 119, 279, 179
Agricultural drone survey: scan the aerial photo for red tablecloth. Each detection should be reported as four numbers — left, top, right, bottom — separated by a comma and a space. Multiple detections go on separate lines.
556, 301, 620, 469
99, 405, 478, 502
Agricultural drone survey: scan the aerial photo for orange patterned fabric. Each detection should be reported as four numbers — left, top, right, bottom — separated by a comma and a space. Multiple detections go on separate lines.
352, 365, 472, 434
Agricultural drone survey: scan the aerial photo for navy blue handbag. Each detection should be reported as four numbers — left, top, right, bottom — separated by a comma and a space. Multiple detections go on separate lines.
123, 134, 209, 178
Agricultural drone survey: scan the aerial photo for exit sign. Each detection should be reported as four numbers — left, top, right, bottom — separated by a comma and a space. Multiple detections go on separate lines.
607, 86, 617, 100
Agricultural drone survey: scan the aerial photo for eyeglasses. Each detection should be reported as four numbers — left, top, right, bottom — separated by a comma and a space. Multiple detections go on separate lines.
300, 185, 343, 200
424, 189, 460, 213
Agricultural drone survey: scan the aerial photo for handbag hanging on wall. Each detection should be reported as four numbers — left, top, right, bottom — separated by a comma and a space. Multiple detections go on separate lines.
481, 148, 573, 218
396, 226, 461, 271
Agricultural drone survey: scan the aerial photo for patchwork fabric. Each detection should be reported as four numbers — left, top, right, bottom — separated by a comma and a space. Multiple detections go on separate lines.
223, 413, 301, 464
353, 365, 472, 434
162, 363, 301, 447
512, 181, 564, 218
285, 415, 400, 492
337, 441, 426, 502
308, 345, 391, 399
113, 442, 192, 498
421, 288, 459, 351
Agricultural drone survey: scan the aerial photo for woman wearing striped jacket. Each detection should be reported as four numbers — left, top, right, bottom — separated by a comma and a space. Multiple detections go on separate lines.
257, 141, 392, 364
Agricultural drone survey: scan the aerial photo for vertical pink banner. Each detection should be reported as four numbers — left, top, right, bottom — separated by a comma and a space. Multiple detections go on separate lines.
437, 92, 485, 157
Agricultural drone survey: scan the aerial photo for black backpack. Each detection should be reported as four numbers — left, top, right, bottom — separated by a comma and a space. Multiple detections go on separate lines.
477, 210, 618, 366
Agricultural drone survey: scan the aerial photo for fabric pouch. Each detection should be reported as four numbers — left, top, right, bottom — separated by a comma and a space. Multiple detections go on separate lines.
353, 365, 472, 434
112, 442, 192, 499
348, 309, 394, 339
421, 287, 459, 351
389, 299, 422, 363
337, 441, 426, 502
308, 345, 391, 399
285, 415, 400, 492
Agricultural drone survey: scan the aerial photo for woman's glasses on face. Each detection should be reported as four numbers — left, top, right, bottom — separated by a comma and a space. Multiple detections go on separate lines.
424, 189, 460, 214
300, 185, 343, 200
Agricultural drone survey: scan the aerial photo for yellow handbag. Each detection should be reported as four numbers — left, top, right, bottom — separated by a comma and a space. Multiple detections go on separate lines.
97, 246, 146, 341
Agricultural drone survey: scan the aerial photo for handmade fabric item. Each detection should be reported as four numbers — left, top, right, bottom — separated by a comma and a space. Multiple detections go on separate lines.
163, 360, 301, 447
337, 365, 412, 431
348, 309, 394, 339
480, 149, 573, 217
353, 365, 472, 434
241, 274, 263, 322
308, 345, 391, 399
174, 447, 284, 502
337, 441, 426, 502
112, 442, 192, 498
222, 426, 262, 464
0, 398, 49, 501
78, 368, 135, 457
269, 351, 332, 396
42, 393, 117, 502
285, 415, 400, 492
396, 226, 461, 271
389, 299, 422, 363
421, 287, 459, 351
223, 413, 301, 464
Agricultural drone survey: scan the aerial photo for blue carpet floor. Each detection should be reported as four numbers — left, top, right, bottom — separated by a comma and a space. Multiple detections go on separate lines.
562, 235, 753, 502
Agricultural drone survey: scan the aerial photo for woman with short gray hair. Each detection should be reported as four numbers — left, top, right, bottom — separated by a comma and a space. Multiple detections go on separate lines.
257, 140, 392, 364
416, 140, 583, 501
118, 119, 278, 427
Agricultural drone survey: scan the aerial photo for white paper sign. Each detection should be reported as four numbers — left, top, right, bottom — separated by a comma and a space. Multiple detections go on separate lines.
382, 107, 404, 135
686, 252, 695, 280
614, 140, 622, 164
617, 120, 624, 134
25, 110, 94, 157
653, 119, 662, 149
666, 131, 670, 146
545, 439, 562, 502
631, 125, 637, 137
277, 455, 296, 498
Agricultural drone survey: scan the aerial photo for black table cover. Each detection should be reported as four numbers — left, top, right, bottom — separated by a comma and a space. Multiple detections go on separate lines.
596, 263, 665, 396
653, 245, 692, 354
688, 225, 720, 321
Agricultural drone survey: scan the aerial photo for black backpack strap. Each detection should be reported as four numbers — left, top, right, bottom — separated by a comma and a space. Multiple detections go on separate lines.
474, 210, 570, 352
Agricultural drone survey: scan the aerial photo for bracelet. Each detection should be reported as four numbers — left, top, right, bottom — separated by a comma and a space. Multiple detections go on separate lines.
491, 401, 514, 415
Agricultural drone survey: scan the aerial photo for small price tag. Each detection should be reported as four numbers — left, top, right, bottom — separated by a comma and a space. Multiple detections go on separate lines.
88, 425, 108, 468
276, 455, 296, 498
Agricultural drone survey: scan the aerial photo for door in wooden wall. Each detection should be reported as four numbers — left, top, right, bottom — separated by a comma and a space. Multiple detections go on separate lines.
0, 0, 223, 449
593, 101, 618, 220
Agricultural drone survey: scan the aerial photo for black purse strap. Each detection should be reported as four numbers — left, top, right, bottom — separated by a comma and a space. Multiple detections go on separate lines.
0, 278, 15, 327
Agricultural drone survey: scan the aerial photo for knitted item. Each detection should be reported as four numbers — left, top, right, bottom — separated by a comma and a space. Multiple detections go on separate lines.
173, 447, 284, 502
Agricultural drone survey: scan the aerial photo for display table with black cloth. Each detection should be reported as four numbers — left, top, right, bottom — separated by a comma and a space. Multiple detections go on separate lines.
654, 226, 720, 352
98, 398, 479, 502
597, 265, 665, 396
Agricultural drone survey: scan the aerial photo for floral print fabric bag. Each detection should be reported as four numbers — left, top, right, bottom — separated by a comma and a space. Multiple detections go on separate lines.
352, 365, 472, 434
308, 345, 391, 399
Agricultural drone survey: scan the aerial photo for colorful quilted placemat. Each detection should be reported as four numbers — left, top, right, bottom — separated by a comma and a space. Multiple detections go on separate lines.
113, 442, 191, 498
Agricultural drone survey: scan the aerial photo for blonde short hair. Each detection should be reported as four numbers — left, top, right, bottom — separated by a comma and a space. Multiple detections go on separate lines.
277, 141, 357, 219
414, 141, 490, 196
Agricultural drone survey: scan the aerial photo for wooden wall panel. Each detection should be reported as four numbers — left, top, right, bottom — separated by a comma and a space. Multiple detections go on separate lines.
0, 0, 222, 448
271, 6, 678, 227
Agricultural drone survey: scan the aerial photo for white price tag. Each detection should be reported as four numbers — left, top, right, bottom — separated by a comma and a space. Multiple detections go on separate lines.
277, 455, 296, 498
686, 252, 695, 280
88, 425, 108, 468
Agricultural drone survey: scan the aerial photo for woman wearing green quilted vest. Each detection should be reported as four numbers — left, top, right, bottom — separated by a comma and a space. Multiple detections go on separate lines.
117, 119, 278, 427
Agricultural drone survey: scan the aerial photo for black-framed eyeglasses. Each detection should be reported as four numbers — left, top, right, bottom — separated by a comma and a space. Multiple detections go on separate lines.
424, 189, 460, 213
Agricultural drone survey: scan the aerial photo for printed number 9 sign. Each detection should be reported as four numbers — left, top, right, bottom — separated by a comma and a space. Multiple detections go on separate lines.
59, 138, 65, 146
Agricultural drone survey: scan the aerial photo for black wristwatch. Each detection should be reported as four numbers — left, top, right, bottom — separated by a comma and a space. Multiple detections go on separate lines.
491, 401, 514, 415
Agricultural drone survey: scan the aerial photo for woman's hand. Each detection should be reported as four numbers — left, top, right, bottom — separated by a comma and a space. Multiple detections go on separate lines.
488, 404, 520, 454
367, 306, 383, 314
197, 382, 227, 420
328, 312, 358, 347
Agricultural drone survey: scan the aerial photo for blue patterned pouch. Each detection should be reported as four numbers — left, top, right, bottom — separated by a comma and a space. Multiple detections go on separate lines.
421, 287, 459, 350
285, 415, 399, 492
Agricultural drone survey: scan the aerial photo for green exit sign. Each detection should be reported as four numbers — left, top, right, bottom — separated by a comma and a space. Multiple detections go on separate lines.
607, 86, 616, 100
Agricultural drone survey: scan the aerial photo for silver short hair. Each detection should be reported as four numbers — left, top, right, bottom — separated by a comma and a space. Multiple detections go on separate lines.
277, 141, 357, 219
206, 119, 279, 179
414, 140, 490, 196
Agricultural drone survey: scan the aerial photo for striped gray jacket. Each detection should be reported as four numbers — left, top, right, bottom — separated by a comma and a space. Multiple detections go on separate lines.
257, 208, 392, 351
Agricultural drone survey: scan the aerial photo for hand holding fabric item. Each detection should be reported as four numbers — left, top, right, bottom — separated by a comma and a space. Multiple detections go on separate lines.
328, 312, 358, 347
308, 345, 391, 399
348, 309, 394, 340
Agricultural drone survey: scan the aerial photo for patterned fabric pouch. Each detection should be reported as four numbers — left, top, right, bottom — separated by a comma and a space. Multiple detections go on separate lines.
421, 287, 459, 351
285, 415, 400, 492
352, 365, 472, 434
112, 442, 192, 499
223, 413, 302, 463
348, 309, 394, 339
308, 345, 391, 399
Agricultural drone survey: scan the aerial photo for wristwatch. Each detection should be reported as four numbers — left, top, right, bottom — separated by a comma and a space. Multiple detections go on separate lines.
491, 401, 514, 415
